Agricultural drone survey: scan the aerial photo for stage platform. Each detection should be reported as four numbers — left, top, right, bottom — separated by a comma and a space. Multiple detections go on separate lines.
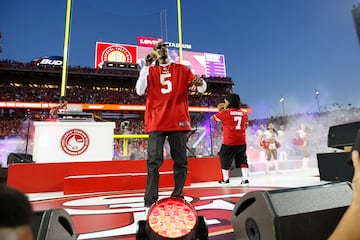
21, 163, 340, 240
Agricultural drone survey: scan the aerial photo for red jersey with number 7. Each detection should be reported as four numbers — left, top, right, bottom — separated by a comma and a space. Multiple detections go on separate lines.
145, 62, 195, 133
212, 108, 248, 145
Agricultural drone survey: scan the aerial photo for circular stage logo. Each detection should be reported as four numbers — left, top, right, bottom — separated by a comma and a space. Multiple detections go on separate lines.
102, 45, 133, 63
60, 129, 89, 156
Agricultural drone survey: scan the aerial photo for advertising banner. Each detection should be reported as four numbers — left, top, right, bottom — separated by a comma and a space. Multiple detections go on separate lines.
95, 40, 226, 77
95, 42, 137, 69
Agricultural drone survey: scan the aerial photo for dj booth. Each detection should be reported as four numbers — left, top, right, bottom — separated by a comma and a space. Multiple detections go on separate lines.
33, 121, 115, 163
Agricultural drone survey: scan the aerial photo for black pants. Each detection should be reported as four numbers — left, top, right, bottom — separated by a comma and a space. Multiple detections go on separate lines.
218, 144, 248, 170
144, 131, 188, 207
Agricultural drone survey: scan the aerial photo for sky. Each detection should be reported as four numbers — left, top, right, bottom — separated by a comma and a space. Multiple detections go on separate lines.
1, 0, 360, 120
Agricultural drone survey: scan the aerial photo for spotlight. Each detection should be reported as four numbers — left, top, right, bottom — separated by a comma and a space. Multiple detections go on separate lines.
136, 196, 208, 240
118, 63, 126, 68
106, 62, 115, 68
121, 121, 130, 132
128, 63, 139, 69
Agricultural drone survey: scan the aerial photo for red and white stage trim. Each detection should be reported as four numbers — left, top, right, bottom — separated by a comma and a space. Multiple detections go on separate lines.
7, 157, 222, 194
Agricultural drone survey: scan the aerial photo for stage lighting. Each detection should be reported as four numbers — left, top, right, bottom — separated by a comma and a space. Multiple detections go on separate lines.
128, 63, 138, 69
136, 196, 208, 240
118, 63, 126, 68
106, 62, 115, 68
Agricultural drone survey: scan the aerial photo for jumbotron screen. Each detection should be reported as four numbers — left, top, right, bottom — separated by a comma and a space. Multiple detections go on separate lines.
95, 39, 226, 77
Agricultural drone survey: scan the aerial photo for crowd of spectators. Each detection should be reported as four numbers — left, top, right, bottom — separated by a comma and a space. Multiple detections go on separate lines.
0, 83, 228, 108
0, 59, 139, 77
1, 96, 360, 165
1, 59, 360, 166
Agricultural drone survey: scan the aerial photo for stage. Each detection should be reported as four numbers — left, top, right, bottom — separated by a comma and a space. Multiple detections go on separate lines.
23, 167, 331, 240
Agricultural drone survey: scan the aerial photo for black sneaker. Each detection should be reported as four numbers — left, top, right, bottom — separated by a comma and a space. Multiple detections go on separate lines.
240, 179, 249, 187
218, 179, 230, 184
171, 195, 184, 200
144, 202, 154, 208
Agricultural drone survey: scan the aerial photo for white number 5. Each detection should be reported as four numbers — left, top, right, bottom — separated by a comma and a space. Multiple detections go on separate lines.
160, 73, 172, 94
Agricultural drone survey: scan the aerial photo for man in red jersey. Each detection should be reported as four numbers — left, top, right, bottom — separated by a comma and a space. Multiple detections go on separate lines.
210, 93, 250, 186
135, 42, 207, 207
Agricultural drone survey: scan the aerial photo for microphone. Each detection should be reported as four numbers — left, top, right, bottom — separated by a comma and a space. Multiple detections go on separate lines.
145, 50, 160, 64
145, 54, 153, 63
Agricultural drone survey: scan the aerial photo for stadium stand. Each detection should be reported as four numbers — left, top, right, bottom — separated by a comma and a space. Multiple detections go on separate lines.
1, 59, 360, 167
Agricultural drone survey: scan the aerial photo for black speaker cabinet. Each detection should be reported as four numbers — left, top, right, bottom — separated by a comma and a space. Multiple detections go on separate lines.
317, 152, 354, 182
352, 4, 360, 46
32, 208, 77, 240
327, 121, 360, 150
0, 168, 7, 184
7, 152, 33, 164
231, 182, 352, 240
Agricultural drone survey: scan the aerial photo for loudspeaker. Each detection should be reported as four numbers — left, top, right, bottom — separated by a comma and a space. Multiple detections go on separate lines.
7, 152, 34, 164
0, 168, 7, 184
352, 4, 360, 46
354, 129, 360, 151
231, 182, 352, 240
317, 152, 354, 181
31, 208, 77, 240
327, 121, 360, 150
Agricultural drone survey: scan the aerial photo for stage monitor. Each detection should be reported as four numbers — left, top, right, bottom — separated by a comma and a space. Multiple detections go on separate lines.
328, 121, 360, 150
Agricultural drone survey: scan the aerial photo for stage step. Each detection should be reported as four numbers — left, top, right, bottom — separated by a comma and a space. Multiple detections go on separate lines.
7, 158, 222, 193
64, 171, 191, 195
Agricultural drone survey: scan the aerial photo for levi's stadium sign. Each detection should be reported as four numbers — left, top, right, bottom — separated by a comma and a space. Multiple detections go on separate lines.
137, 36, 163, 48
137, 36, 192, 49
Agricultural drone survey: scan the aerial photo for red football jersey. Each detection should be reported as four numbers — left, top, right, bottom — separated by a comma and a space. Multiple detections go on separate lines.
144, 62, 195, 133
213, 108, 248, 145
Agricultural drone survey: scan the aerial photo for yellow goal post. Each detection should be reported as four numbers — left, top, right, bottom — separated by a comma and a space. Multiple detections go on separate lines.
113, 134, 149, 156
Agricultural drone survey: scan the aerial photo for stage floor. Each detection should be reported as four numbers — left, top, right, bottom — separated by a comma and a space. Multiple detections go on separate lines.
27, 167, 328, 240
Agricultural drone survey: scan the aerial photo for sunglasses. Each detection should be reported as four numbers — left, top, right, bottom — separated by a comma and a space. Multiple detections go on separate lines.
155, 43, 169, 49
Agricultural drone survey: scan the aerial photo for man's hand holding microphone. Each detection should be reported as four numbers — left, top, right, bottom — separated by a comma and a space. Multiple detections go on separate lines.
145, 50, 159, 66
